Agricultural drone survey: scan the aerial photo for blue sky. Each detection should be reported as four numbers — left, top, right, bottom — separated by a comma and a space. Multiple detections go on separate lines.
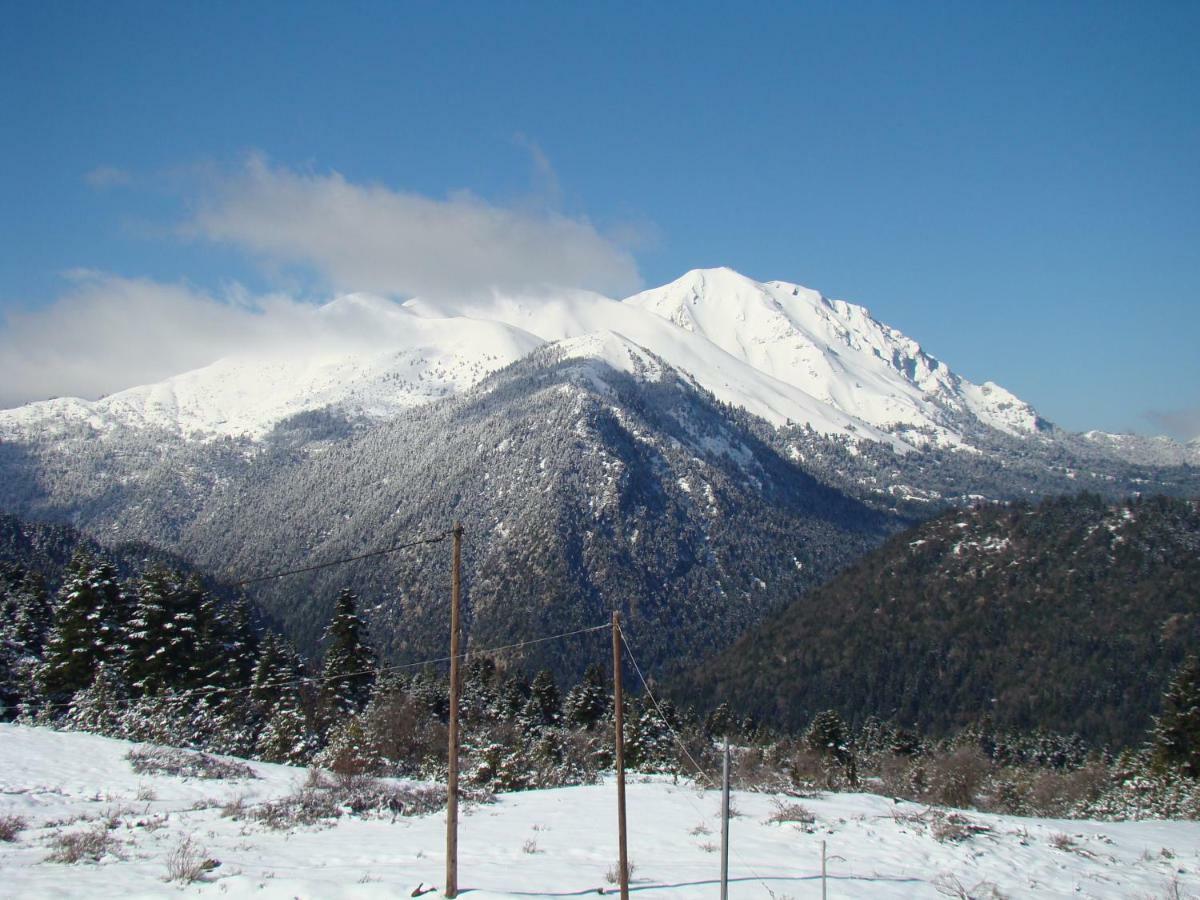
1, 1, 1197, 438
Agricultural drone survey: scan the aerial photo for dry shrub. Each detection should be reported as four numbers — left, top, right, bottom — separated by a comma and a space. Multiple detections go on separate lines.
164, 834, 216, 883
787, 747, 829, 791
928, 810, 990, 843
733, 746, 791, 792
766, 800, 815, 825
234, 770, 492, 830
932, 872, 1007, 898
45, 823, 121, 864
127, 746, 256, 781
605, 859, 637, 884
1026, 762, 1110, 816
363, 691, 448, 774
1049, 832, 1078, 852
878, 753, 922, 800
923, 747, 991, 809
0, 814, 27, 842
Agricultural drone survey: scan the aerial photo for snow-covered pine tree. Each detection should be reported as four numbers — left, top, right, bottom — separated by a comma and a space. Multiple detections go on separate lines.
36, 551, 125, 706
564, 663, 609, 729
521, 669, 560, 731
249, 632, 314, 762
1, 566, 51, 716
64, 661, 129, 735
196, 596, 261, 755
2, 566, 51, 657
122, 567, 182, 696
1151, 655, 1200, 779
317, 589, 376, 729
805, 709, 857, 786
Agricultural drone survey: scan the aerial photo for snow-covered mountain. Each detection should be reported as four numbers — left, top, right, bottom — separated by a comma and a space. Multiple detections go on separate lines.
0, 267, 1075, 453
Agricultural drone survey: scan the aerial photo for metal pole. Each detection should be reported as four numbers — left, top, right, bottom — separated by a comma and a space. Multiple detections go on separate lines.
720, 735, 730, 900
612, 611, 629, 900
821, 839, 827, 900
445, 522, 463, 898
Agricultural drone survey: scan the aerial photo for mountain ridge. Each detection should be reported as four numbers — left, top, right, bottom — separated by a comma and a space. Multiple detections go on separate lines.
7, 267, 1181, 462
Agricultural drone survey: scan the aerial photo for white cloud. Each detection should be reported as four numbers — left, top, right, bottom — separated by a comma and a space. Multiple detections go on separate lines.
185, 155, 642, 299
0, 273, 322, 409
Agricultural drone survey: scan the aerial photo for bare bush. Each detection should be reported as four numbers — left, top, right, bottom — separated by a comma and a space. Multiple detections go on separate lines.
45, 823, 121, 864
0, 814, 27, 841
1049, 832, 1078, 852
362, 690, 448, 775
127, 746, 256, 781
929, 810, 990, 843
924, 748, 991, 809
230, 770, 493, 831
766, 800, 815, 825
605, 859, 637, 884
165, 835, 217, 883
932, 872, 1007, 899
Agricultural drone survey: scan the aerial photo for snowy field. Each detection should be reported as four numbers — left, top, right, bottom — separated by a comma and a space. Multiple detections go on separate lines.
1, 724, 1197, 899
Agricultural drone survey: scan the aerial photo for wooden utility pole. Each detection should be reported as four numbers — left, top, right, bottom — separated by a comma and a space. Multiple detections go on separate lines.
720, 736, 730, 900
611, 611, 629, 900
445, 522, 463, 898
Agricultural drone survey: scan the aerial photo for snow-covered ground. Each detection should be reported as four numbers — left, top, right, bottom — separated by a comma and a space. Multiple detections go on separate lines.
2, 724, 1198, 898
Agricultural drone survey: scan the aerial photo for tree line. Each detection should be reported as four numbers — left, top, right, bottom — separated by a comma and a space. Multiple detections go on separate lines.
2, 545, 1197, 820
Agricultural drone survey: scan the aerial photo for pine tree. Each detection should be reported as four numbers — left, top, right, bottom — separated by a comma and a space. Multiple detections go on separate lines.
521, 669, 560, 731
122, 568, 182, 696
0, 567, 50, 715
317, 589, 376, 729
1151, 655, 1200, 779
704, 702, 733, 739
564, 663, 609, 729
65, 662, 129, 735
36, 551, 125, 705
805, 709, 858, 786
249, 633, 314, 763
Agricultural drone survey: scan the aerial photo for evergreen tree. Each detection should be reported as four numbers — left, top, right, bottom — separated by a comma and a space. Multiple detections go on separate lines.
123, 568, 183, 695
317, 589, 376, 727
3, 568, 51, 655
564, 663, 609, 729
805, 709, 857, 786
36, 551, 125, 704
0, 567, 50, 716
522, 669, 560, 730
704, 702, 733, 739
1152, 655, 1200, 778
249, 633, 314, 763
64, 662, 129, 735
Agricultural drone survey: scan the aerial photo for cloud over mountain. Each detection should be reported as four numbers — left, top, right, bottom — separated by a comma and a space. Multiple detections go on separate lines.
0, 273, 321, 408
185, 156, 643, 300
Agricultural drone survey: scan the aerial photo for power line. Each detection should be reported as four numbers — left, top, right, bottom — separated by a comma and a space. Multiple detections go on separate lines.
31, 622, 612, 714
229, 530, 452, 588
618, 627, 781, 896
619, 629, 713, 787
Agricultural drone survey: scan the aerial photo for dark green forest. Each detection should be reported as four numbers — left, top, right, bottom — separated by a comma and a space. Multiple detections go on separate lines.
686, 493, 1200, 749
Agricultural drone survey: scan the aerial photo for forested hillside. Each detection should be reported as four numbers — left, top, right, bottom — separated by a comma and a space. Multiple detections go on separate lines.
686, 493, 1200, 748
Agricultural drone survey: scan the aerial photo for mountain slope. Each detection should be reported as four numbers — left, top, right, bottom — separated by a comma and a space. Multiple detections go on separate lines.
175, 339, 896, 676
684, 493, 1200, 748
627, 268, 1046, 445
